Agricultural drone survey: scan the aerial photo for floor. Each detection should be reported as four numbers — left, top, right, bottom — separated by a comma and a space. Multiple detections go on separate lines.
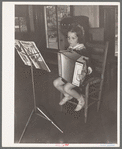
15, 59, 117, 145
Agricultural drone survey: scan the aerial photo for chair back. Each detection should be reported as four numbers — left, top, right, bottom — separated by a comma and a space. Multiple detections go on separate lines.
89, 28, 104, 42
86, 42, 109, 79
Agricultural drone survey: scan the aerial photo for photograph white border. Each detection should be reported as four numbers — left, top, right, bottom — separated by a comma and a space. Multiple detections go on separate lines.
2, 1, 120, 147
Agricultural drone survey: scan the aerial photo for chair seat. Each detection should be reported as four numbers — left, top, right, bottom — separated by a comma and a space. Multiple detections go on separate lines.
82, 77, 101, 87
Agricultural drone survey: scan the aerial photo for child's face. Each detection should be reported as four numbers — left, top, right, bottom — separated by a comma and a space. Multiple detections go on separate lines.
67, 32, 78, 47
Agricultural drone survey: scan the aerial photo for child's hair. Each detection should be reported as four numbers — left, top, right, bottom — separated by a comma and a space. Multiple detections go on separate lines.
67, 24, 85, 44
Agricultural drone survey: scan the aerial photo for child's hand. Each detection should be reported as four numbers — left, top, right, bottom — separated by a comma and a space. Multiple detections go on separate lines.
77, 67, 92, 80
88, 67, 92, 75
77, 70, 87, 80
75, 44, 85, 50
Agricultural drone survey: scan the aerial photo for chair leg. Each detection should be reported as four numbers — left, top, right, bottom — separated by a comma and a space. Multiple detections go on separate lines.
97, 82, 103, 111
84, 84, 89, 123
60, 93, 63, 111
97, 91, 102, 111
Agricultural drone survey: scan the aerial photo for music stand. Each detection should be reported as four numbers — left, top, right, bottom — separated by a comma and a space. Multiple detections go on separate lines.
15, 40, 63, 143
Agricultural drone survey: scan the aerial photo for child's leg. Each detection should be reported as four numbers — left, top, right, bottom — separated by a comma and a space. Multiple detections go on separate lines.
64, 83, 85, 111
53, 77, 73, 105
53, 77, 72, 97
64, 83, 80, 99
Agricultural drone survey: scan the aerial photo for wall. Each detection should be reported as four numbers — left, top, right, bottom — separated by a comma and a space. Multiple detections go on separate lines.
73, 5, 99, 28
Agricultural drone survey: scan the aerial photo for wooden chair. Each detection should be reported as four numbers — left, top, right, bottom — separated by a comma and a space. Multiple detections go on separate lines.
60, 41, 109, 123
83, 41, 109, 122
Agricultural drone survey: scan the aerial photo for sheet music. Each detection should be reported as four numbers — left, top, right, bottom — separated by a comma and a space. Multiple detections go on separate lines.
15, 40, 51, 72
15, 40, 31, 66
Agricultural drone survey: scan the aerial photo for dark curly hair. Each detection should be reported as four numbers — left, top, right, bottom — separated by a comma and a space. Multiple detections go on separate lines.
67, 24, 85, 44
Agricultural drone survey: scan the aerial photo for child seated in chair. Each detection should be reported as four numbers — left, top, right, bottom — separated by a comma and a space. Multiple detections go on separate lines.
53, 24, 93, 111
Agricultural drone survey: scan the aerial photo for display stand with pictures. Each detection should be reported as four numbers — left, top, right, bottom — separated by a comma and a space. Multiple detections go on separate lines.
15, 40, 63, 143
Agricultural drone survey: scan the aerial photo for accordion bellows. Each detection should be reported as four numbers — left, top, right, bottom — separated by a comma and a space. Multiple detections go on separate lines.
58, 51, 89, 87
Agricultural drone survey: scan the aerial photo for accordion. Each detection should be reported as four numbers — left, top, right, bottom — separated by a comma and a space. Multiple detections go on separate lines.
58, 51, 89, 87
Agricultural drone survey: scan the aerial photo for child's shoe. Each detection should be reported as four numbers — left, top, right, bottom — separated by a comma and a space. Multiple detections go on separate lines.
59, 96, 73, 105
74, 98, 85, 111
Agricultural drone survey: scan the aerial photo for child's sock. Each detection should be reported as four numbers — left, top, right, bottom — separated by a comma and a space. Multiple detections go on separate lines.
74, 96, 85, 111
59, 96, 73, 105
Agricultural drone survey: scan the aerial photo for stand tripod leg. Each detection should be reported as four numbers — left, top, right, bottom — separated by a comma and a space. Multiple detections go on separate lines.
18, 109, 34, 143
31, 63, 36, 111
37, 107, 63, 133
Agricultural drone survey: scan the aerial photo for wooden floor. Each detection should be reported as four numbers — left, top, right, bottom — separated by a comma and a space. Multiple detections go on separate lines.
15, 55, 117, 145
